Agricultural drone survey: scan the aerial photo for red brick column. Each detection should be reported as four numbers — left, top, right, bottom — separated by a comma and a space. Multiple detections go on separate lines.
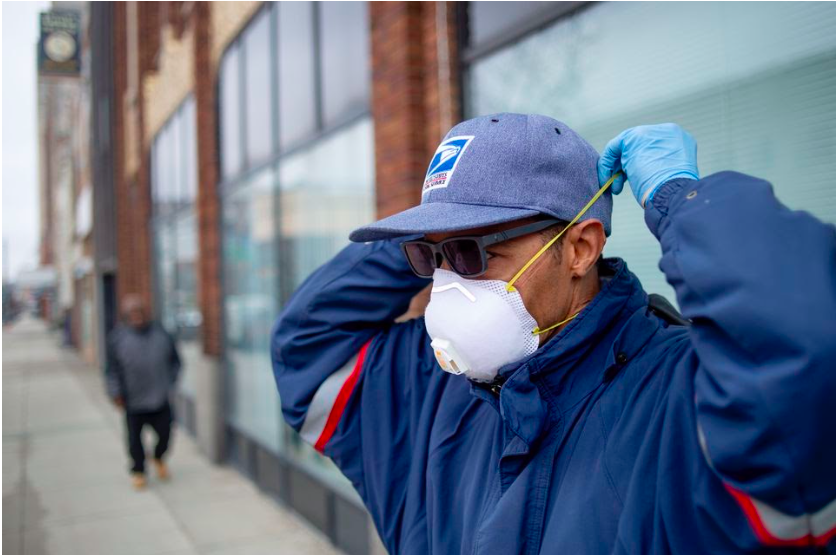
422, 2, 462, 156
193, 2, 223, 357
112, 2, 155, 314
369, 1, 461, 219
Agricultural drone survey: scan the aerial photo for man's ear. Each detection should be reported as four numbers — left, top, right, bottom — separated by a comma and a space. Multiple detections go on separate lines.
567, 219, 606, 278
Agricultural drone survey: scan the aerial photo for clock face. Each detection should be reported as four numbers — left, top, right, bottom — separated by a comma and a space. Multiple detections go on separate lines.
44, 31, 76, 63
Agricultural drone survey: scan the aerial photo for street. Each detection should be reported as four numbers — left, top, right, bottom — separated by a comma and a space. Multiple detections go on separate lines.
2, 316, 340, 555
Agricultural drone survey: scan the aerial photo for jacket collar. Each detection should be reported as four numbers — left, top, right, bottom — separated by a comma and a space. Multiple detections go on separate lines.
474, 258, 658, 447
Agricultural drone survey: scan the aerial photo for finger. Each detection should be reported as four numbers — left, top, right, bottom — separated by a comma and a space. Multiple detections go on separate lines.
598, 133, 627, 193
611, 173, 626, 195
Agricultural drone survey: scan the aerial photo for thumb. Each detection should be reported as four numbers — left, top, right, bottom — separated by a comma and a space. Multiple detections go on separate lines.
598, 135, 626, 194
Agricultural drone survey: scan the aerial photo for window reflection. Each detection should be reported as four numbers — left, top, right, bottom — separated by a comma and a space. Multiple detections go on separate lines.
151, 96, 203, 399
319, 2, 371, 127
220, 44, 242, 181
222, 168, 282, 453
467, 1, 836, 304
279, 118, 375, 289
244, 8, 274, 165
278, 1, 316, 150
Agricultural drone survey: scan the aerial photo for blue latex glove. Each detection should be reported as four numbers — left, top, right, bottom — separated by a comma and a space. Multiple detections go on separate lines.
598, 123, 699, 207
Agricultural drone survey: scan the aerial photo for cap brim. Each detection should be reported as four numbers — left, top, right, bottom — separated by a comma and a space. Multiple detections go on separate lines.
349, 202, 541, 242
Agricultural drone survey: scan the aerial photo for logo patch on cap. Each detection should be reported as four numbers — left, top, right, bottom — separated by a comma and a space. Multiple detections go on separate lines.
422, 135, 474, 195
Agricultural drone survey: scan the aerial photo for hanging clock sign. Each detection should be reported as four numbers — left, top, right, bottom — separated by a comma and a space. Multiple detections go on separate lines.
39, 10, 81, 75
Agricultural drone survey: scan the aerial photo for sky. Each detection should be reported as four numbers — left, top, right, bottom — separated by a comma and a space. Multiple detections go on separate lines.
2, 1, 50, 281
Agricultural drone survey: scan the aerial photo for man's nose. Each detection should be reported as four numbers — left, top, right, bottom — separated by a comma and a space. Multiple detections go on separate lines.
437, 253, 450, 271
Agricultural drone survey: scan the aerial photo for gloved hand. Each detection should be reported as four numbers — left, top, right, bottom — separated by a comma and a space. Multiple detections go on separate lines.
598, 123, 699, 207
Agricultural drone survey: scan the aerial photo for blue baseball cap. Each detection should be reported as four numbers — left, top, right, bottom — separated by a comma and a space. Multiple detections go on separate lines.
349, 113, 611, 242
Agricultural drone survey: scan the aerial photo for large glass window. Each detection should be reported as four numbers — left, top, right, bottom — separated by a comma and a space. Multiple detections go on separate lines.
151, 95, 202, 398
244, 9, 274, 166
319, 2, 371, 127
217, 3, 373, 490
220, 44, 243, 181
279, 118, 375, 289
222, 168, 282, 453
277, 1, 316, 150
181, 97, 198, 203
467, 2, 562, 49
466, 2, 836, 303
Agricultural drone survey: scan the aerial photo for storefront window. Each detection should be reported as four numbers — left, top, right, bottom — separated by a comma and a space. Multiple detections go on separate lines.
466, 1, 836, 302
222, 168, 282, 453
218, 3, 373, 486
319, 2, 371, 127
181, 96, 198, 203
151, 95, 202, 398
153, 222, 177, 331
220, 44, 243, 181
279, 118, 375, 289
467, 2, 559, 48
244, 8, 274, 166
277, 1, 316, 150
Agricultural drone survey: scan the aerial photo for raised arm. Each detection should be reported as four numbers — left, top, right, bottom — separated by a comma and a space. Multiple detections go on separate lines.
270, 238, 439, 548
601, 124, 836, 548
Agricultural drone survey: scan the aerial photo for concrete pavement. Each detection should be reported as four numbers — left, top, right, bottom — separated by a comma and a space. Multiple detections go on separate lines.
2, 316, 341, 555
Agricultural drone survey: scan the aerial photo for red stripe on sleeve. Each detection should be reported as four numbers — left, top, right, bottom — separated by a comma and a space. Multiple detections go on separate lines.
314, 340, 371, 453
724, 484, 813, 548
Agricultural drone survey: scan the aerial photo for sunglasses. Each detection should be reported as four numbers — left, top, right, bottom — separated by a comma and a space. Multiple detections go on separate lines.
400, 218, 563, 278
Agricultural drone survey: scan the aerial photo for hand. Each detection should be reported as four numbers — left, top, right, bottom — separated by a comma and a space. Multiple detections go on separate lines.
113, 396, 125, 409
598, 124, 699, 207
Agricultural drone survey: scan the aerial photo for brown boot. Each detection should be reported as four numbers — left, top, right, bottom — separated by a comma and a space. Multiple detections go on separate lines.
152, 458, 170, 481
131, 472, 147, 490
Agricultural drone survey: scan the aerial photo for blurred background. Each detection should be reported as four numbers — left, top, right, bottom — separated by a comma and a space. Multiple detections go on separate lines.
3, 2, 836, 554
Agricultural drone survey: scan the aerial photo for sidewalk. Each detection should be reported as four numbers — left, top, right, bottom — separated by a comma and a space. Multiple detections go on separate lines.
2, 316, 341, 555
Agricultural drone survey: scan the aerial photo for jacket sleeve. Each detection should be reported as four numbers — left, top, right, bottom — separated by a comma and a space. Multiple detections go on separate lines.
104, 330, 125, 400
645, 172, 836, 548
271, 238, 439, 544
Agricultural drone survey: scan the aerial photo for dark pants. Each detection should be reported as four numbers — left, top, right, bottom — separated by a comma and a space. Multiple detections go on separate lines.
125, 402, 173, 474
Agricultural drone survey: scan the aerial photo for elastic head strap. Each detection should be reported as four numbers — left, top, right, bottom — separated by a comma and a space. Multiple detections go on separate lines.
532, 312, 578, 336
505, 172, 621, 293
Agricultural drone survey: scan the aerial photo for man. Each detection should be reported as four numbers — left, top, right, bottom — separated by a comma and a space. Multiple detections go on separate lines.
106, 294, 180, 490
271, 114, 836, 553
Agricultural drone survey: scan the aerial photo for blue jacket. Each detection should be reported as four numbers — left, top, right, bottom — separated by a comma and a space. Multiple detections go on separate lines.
271, 173, 836, 554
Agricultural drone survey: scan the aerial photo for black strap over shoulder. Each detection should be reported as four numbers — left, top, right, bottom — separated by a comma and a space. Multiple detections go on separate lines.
647, 293, 690, 327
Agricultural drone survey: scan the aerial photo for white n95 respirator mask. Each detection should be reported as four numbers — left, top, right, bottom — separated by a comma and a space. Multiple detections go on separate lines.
424, 269, 540, 383
422, 172, 622, 383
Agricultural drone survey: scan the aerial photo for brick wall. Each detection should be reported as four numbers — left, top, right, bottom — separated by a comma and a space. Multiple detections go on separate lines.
112, 2, 157, 316
194, 2, 223, 357
370, 1, 462, 220
111, 1, 225, 356
110, 0, 459, 354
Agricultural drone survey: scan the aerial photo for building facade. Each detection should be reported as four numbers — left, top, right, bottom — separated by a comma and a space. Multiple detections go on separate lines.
37, 3, 99, 363
79, 2, 460, 554
42, 2, 836, 554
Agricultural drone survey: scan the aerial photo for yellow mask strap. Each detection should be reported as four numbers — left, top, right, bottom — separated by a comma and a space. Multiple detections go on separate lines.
505, 172, 621, 294
532, 312, 579, 336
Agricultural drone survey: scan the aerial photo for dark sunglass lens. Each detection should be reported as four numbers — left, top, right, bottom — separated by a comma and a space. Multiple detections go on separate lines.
404, 243, 436, 277
443, 240, 485, 276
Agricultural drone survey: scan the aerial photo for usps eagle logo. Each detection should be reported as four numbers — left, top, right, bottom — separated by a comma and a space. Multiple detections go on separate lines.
422, 135, 475, 195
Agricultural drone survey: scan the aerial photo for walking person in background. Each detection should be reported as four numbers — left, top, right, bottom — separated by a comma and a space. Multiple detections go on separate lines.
105, 294, 181, 490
